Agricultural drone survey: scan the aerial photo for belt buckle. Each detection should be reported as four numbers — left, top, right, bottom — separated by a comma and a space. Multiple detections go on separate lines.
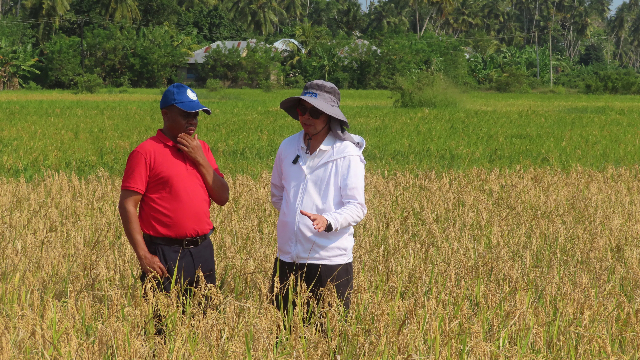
182, 235, 205, 248
183, 237, 195, 248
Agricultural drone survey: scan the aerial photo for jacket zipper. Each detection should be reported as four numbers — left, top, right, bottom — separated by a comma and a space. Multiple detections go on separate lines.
293, 157, 308, 263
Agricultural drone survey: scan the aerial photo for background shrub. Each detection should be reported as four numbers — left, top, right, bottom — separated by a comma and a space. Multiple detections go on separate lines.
75, 74, 103, 94
493, 67, 532, 93
38, 34, 82, 89
23, 81, 42, 90
197, 45, 278, 88
391, 72, 459, 109
205, 79, 224, 91
556, 65, 640, 94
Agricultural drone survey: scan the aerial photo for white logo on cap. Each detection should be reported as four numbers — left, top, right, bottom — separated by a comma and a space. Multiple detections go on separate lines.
187, 89, 198, 100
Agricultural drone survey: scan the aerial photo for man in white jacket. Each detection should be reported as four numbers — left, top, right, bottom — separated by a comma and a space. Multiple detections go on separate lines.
270, 80, 367, 312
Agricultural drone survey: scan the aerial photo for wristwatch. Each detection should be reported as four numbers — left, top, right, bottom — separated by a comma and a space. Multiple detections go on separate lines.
324, 220, 333, 233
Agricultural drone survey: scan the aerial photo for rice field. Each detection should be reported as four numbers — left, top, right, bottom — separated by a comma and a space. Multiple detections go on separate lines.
2, 89, 640, 178
1, 90, 640, 358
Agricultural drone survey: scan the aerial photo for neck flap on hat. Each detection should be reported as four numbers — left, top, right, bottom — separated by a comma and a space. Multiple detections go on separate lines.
330, 119, 364, 151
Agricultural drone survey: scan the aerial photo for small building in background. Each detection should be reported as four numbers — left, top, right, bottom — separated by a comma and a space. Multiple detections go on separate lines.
177, 39, 305, 84
178, 40, 258, 83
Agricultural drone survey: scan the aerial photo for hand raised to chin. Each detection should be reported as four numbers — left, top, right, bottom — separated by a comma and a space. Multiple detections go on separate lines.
176, 133, 207, 165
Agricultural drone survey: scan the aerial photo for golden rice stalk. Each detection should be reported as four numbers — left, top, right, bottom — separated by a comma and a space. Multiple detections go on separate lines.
1, 168, 639, 358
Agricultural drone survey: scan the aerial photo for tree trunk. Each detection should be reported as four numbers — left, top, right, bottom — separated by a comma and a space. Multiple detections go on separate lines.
550, 30, 553, 88
618, 34, 624, 64
532, 0, 539, 48
536, 32, 540, 79
10, 76, 18, 90
420, 7, 435, 37
416, 6, 420, 39
16, 0, 20, 17
80, 19, 85, 72
550, 1, 556, 88
523, 5, 528, 43
568, 35, 572, 59
0, 65, 7, 91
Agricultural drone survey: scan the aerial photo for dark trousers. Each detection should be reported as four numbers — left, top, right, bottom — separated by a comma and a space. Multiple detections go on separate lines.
269, 258, 353, 312
140, 236, 216, 292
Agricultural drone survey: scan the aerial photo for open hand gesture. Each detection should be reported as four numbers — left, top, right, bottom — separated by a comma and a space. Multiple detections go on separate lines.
300, 210, 328, 232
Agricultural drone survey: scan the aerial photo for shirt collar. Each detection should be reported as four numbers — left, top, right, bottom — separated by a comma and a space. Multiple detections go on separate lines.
299, 131, 336, 151
156, 129, 175, 147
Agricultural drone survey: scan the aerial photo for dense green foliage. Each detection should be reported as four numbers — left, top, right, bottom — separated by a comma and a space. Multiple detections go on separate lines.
1, 90, 640, 180
1, 0, 640, 93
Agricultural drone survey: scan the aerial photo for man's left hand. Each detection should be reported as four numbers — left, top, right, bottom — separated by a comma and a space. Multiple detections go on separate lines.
300, 210, 327, 232
177, 133, 207, 165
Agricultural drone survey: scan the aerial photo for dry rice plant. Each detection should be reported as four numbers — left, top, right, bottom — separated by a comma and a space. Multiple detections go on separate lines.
1, 168, 640, 358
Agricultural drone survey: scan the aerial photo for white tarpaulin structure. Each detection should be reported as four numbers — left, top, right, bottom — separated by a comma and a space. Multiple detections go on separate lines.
187, 40, 258, 64
338, 39, 380, 56
272, 39, 305, 54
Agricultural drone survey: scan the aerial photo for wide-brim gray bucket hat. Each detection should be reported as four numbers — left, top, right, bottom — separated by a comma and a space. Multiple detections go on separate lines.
280, 80, 349, 129
281, 80, 364, 148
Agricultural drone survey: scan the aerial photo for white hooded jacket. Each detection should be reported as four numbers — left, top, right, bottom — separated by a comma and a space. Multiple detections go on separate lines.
271, 130, 367, 264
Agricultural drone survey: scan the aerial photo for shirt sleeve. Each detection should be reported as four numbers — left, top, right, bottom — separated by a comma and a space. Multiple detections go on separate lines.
270, 146, 284, 211
121, 149, 148, 195
322, 155, 367, 231
201, 140, 224, 178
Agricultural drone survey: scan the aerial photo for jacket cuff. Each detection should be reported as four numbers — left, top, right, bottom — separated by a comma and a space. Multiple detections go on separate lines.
322, 213, 338, 232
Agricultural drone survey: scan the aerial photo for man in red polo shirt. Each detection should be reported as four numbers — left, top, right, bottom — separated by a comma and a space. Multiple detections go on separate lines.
118, 83, 229, 293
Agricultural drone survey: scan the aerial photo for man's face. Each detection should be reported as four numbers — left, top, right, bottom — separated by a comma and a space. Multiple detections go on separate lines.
298, 100, 329, 136
161, 105, 199, 140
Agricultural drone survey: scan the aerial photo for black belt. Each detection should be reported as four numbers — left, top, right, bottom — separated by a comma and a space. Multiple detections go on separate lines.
143, 228, 213, 248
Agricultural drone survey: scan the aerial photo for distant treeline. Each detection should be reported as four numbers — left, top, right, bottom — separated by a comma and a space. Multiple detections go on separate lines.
2, 0, 640, 93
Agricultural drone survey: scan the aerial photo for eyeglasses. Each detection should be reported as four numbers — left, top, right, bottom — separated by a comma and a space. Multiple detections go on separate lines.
297, 104, 324, 120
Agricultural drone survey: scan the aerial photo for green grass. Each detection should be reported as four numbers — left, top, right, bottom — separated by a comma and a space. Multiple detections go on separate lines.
1, 89, 640, 179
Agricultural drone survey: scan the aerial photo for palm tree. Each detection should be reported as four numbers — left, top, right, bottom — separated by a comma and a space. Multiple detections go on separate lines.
230, 0, 286, 35
24, 0, 71, 39
294, 19, 330, 53
101, 0, 141, 22
366, 0, 409, 34
329, 0, 365, 34
480, 0, 507, 36
279, 0, 302, 24
415, 0, 457, 37
441, 0, 477, 36
178, 0, 218, 9
610, 0, 639, 64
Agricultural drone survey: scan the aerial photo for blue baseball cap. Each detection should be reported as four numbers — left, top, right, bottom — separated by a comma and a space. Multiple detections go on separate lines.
160, 83, 211, 115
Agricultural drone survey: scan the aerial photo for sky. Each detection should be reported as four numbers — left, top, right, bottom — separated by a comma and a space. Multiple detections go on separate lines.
611, 0, 624, 11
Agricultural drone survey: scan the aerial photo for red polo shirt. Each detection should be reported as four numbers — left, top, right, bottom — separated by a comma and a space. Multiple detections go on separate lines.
121, 129, 224, 238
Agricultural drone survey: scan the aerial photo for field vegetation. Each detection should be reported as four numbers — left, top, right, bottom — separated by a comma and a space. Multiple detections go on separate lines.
2, 89, 640, 179
1, 90, 640, 358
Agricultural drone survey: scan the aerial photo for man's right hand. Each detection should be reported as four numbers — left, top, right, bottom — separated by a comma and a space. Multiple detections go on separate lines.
119, 190, 170, 279
138, 252, 169, 278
